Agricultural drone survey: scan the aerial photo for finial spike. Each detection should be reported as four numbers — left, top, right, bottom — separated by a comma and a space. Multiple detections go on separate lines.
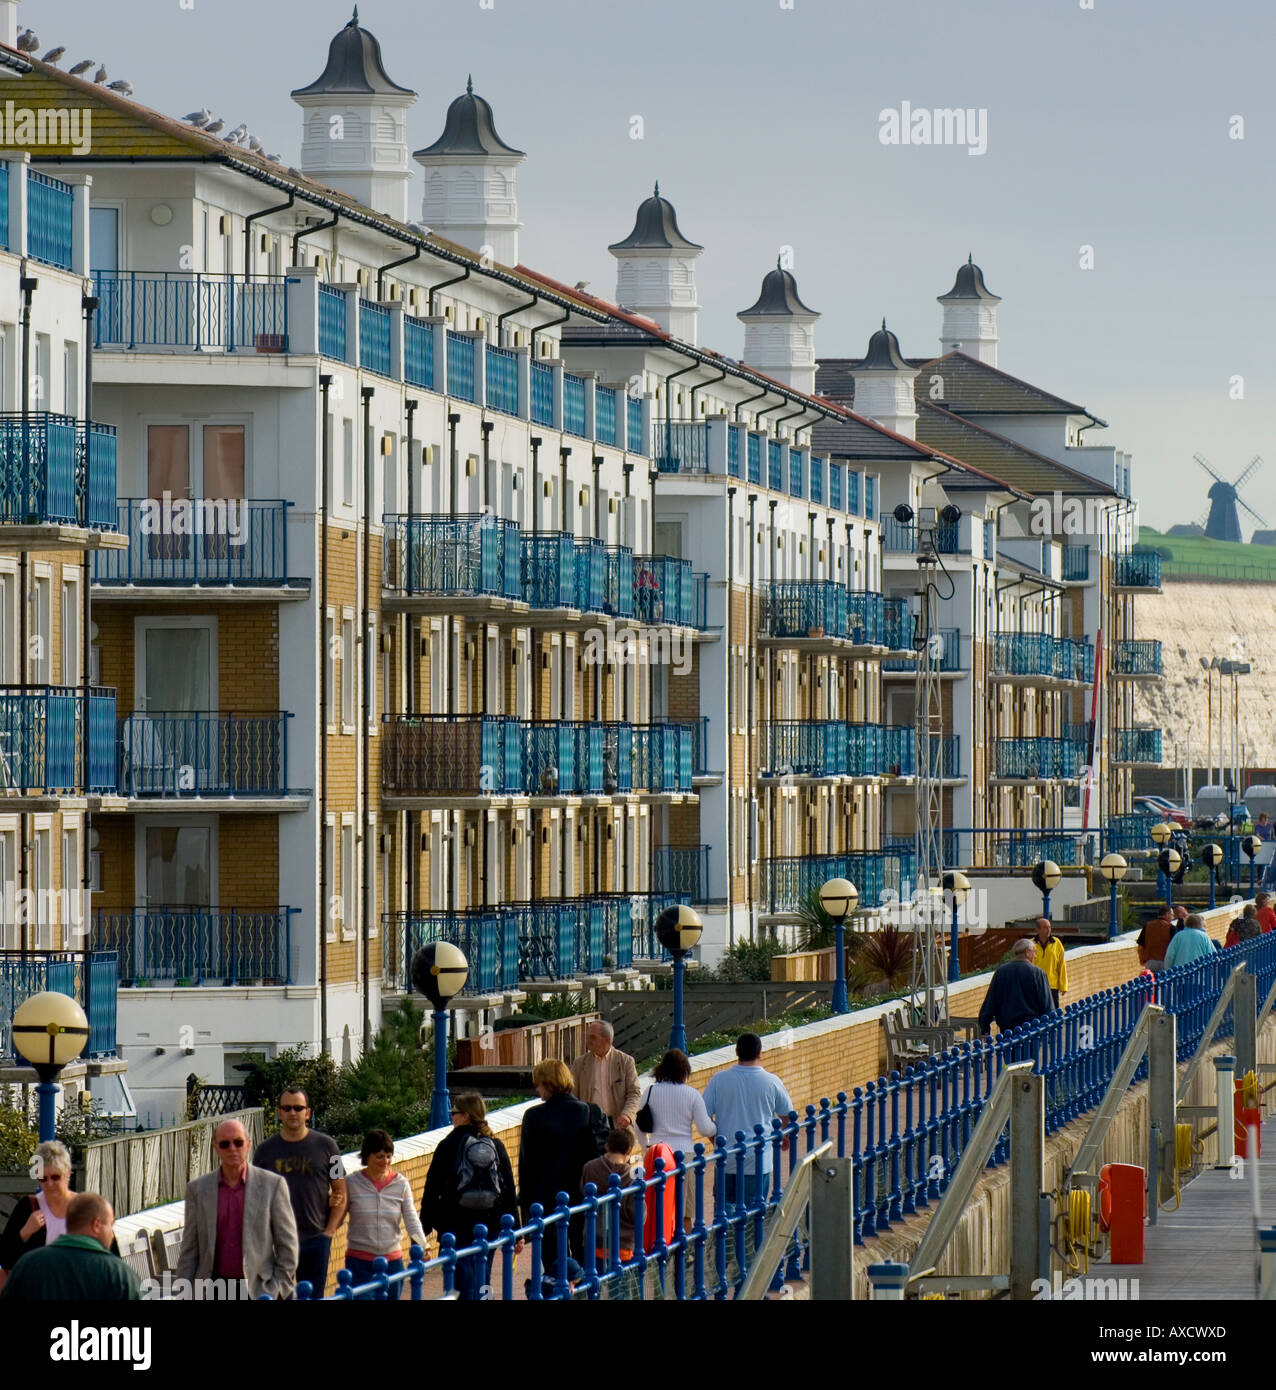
776, 255, 783, 271
881, 317, 887, 331
467, 74, 473, 94
653, 180, 660, 198
351, 4, 359, 24
967, 252, 973, 265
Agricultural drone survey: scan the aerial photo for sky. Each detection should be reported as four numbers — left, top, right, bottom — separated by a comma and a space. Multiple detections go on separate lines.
25, 0, 1276, 533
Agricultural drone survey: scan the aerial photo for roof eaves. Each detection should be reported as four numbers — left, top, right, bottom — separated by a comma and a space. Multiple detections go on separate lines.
921, 350, 1107, 425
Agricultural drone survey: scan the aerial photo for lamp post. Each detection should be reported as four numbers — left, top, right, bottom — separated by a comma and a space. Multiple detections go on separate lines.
1150, 820, 1172, 902
410, 940, 469, 1131
655, 904, 703, 1052
819, 877, 859, 1014
1242, 835, 1261, 897
1201, 843, 1224, 910
942, 870, 970, 982
1224, 776, 1240, 884
1099, 853, 1128, 942
11, 992, 90, 1143
1031, 859, 1061, 920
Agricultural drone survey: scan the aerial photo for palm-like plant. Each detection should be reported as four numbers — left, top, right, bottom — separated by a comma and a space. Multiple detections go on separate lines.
860, 923, 913, 986
795, 887, 865, 955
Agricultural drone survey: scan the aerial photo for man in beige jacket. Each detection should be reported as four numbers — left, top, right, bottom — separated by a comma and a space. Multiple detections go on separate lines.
570, 1021, 642, 1136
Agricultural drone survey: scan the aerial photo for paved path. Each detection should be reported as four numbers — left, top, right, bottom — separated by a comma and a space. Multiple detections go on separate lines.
1102, 1115, 1272, 1300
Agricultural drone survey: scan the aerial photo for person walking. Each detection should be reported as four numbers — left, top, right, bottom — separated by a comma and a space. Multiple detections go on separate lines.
570, 1021, 642, 1140
342, 1129, 429, 1299
1256, 891, 1276, 934
1137, 905, 1174, 973
1163, 913, 1217, 968
0, 1141, 121, 1291
253, 1086, 347, 1297
1225, 906, 1260, 948
1033, 917, 1068, 1009
419, 1091, 520, 1301
581, 1129, 642, 1266
977, 938, 1053, 1036
519, 1059, 607, 1258
0, 1193, 139, 1301
638, 1049, 716, 1158
702, 1034, 793, 1210
177, 1117, 299, 1300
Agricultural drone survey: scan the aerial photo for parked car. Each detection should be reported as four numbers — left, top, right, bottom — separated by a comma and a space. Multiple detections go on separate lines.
1133, 796, 1189, 827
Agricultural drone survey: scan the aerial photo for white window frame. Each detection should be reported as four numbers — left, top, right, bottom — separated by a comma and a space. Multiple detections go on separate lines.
0, 822, 14, 949
325, 609, 337, 731
61, 823, 80, 944
30, 569, 52, 685
341, 815, 356, 941
341, 609, 356, 731
366, 618, 378, 734
61, 573, 80, 688
134, 615, 218, 712
324, 815, 338, 941
135, 813, 218, 910
0, 563, 16, 685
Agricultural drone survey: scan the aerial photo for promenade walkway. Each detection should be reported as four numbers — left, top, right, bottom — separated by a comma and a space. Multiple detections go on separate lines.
1102, 1112, 1273, 1300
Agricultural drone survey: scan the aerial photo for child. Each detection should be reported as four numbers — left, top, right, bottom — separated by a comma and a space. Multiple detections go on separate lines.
581, 1128, 641, 1264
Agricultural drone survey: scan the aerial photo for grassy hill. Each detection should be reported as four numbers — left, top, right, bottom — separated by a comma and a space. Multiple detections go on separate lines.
1137, 527, 1276, 582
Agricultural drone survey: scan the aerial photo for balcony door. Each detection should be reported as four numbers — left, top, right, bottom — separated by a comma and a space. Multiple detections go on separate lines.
146, 424, 246, 570
134, 618, 217, 791
138, 819, 215, 911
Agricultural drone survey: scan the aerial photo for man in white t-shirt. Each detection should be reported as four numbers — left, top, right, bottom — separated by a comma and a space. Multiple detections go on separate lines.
702, 1033, 793, 1210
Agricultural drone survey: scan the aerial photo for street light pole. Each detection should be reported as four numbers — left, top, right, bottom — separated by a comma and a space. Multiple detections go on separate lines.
942, 870, 970, 983
655, 904, 703, 1052
410, 940, 469, 1131
819, 877, 859, 1015
11, 992, 90, 1144
1100, 853, 1128, 942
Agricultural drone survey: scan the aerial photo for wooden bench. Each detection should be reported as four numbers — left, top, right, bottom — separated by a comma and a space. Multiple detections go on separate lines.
882, 1009, 983, 1070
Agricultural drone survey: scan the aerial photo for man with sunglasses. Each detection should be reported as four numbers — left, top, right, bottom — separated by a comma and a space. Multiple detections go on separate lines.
177, 1118, 298, 1300
254, 1088, 347, 1298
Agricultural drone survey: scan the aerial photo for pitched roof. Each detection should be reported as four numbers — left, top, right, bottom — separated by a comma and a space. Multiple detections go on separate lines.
738, 262, 818, 319
938, 255, 1000, 303
608, 184, 702, 252
857, 321, 912, 372
413, 76, 524, 159
291, 7, 415, 98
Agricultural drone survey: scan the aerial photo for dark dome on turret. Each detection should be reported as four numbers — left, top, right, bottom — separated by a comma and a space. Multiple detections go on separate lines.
938, 254, 1001, 303
414, 76, 523, 158
609, 183, 703, 252
738, 260, 818, 318
859, 320, 911, 370
291, 7, 415, 97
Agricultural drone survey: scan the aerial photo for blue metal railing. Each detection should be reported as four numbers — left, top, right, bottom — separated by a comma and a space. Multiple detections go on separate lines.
384, 514, 521, 599
627, 396, 645, 455
93, 499, 290, 586
932, 734, 961, 778
883, 627, 962, 673
864, 475, 876, 521
652, 846, 711, 902
1062, 545, 1090, 581
446, 332, 475, 403
88, 691, 116, 794
1116, 552, 1162, 588
767, 440, 782, 491
1106, 814, 1157, 852
531, 361, 555, 426
1114, 728, 1163, 763
747, 432, 761, 485
94, 272, 290, 353
0, 412, 76, 524
359, 298, 391, 376
318, 284, 347, 360
595, 386, 617, 446
847, 470, 860, 515
993, 738, 1086, 780
759, 722, 915, 779
0, 685, 90, 792
81, 422, 118, 529
0, 951, 118, 1061
727, 425, 742, 478
27, 169, 73, 269
993, 633, 1094, 682
404, 315, 434, 389
118, 711, 290, 797
1113, 639, 1163, 676
521, 532, 577, 608
574, 538, 607, 612
881, 519, 960, 553
882, 598, 914, 651
760, 851, 916, 915
603, 546, 635, 618
809, 456, 823, 505
655, 420, 709, 474
0, 164, 9, 250
486, 344, 520, 416
563, 373, 587, 436
93, 907, 295, 986
789, 447, 803, 497
941, 827, 1091, 868
829, 461, 842, 510
634, 554, 694, 626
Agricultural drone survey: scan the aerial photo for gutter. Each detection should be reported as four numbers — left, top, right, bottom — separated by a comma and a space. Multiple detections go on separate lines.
243, 192, 294, 283
292, 209, 339, 267
376, 241, 420, 301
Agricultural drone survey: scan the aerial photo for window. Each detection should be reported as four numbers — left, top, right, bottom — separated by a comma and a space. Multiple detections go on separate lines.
341, 615, 355, 727
382, 433, 398, 515
342, 419, 355, 510
63, 342, 78, 416
30, 575, 51, 683
0, 569, 15, 683
61, 576, 80, 687
325, 610, 336, 729
33, 333, 49, 411
32, 827, 50, 949
324, 818, 337, 940
366, 620, 377, 730
62, 826, 80, 943
341, 821, 355, 939
0, 828, 13, 948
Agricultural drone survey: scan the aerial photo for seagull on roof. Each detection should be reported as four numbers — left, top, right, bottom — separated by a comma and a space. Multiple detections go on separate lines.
68, 58, 93, 75
182, 108, 211, 127
573, 281, 589, 291
204, 117, 225, 134
248, 136, 264, 154
107, 80, 132, 95
17, 30, 39, 52
266, 153, 282, 163
225, 124, 248, 144
41, 46, 66, 64
93, 64, 107, 83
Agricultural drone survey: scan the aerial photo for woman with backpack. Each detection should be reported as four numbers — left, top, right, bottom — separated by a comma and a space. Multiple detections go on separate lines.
342, 1128, 430, 1298
419, 1091, 519, 1301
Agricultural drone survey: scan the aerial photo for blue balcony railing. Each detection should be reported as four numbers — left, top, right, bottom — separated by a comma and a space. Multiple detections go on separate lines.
0, 412, 75, 524
595, 386, 617, 446
655, 420, 708, 474
789, 447, 804, 497
652, 846, 711, 902
404, 315, 434, 389
993, 738, 1085, 780
0, 951, 117, 1061
383, 514, 521, 600
521, 532, 577, 609
318, 283, 346, 360
531, 361, 555, 426
1062, 545, 1090, 581
727, 425, 742, 478
117, 711, 290, 797
633, 554, 694, 626
627, 395, 644, 455
94, 272, 290, 353
1114, 728, 1163, 763
882, 598, 914, 651
747, 432, 761, 485
563, 373, 587, 436
810, 456, 824, 505
994, 633, 1094, 682
1113, 639, 1163, 676
604, 546, 635, 618
1106, 813, 1158, 852
359, 298, 391, 376
486, 344, 519, 416
882, 518, 960, 553
0, 685, 110, 792
759, 850, 916, 915
574, 538, 607, 612
446, 332, 475, 403
931, 735, 961, 778
1115, 552, 1162, 588
93, 498, 290, 586
93, 907, 295, 986
768, 440, 783, 491
760, 722, 914, 778
0, 164, 9, 251
865, 475, 877, 521
27, 169, 73, 269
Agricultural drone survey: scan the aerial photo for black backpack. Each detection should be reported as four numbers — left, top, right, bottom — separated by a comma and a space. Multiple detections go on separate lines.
455, 1133, 503, 1211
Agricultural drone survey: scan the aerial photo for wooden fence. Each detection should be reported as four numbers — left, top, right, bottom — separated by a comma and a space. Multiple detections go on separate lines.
597, 983, 835, 1061
454, 1012, 600, 1068
82, 1108, 264, 1218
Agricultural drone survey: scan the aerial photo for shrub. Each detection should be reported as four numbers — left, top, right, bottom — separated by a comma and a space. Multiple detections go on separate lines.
511, 992, 589, 1021
860, 923, 913, 986
0, 1101, 36, 1173
707, 938, 790, 983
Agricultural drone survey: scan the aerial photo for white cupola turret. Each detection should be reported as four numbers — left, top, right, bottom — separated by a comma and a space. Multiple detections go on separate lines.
609, 183, 703, 345
291, 7, 418, 224
852, 321, 918, 439
737, 259, 820, 395
938, 254, 1001, 365
413, 77, 525, 266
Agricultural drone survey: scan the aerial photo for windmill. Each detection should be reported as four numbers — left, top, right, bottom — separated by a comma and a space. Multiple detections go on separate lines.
1195, 454, 1266, 542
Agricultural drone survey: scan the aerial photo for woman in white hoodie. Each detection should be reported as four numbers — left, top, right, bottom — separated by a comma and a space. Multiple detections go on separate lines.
638, 1050, 715, 1161
342, 1128, 429, 1298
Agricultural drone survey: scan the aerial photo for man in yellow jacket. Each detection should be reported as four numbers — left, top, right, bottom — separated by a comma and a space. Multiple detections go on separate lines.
1034, 917, 1067, 1008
